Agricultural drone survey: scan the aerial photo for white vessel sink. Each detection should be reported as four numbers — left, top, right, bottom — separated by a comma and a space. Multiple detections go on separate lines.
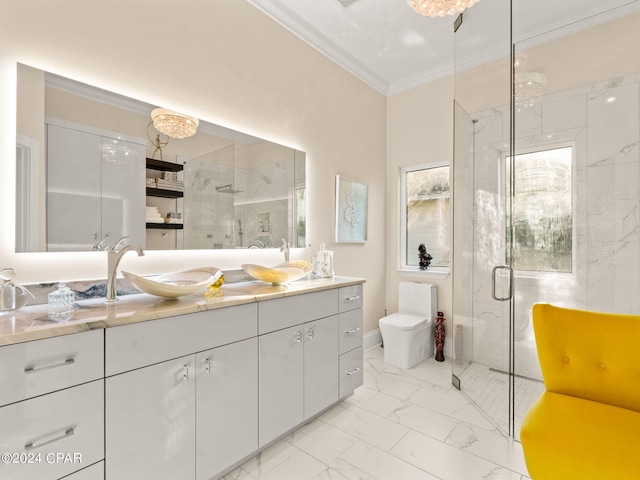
122, 267, 222, 299
242, 261, 313, 286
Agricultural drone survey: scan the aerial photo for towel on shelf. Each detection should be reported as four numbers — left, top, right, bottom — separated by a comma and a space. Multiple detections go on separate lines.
155, 179, 184, 191
145, 206, 165, 223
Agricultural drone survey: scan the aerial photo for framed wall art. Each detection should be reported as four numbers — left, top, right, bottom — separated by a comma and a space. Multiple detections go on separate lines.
335, 175, 368, 243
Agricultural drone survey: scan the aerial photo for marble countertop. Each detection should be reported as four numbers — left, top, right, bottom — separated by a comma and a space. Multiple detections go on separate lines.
0, 277, 365, 347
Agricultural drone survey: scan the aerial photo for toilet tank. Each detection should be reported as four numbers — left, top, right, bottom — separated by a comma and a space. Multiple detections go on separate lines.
398, 282, 437, 319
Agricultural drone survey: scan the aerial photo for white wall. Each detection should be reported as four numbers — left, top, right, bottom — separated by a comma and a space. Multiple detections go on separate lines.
0, 0, 387, 334
386, 77, 455, 332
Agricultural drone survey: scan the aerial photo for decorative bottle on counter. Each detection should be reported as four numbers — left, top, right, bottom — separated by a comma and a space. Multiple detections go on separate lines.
316, 243, 334, 278
48, 283, 74, 320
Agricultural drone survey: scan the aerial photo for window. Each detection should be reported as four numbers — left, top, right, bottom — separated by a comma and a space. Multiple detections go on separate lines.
400, 162, 450, 272
506, 145, 573, 273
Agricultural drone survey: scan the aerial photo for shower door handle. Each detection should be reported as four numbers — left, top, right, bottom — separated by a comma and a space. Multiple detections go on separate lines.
491, 265, 513, 301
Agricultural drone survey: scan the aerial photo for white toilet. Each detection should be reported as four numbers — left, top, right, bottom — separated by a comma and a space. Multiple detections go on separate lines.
379, 282, 437, 369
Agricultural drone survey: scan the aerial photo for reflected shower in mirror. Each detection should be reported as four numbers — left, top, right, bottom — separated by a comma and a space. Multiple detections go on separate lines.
15, 63, 306, 253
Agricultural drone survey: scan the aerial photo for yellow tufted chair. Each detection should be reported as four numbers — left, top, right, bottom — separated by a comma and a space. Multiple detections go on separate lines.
520, 303, 640, 479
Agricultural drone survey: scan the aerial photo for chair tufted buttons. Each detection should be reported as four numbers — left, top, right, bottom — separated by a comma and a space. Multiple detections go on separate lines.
600, 362, 607, 369
563, 356, 570, 363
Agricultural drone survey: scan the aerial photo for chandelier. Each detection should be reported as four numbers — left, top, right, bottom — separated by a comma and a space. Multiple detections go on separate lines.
514, 53, 547, 109
407, 0, 481, 17
150, 108, 199, 139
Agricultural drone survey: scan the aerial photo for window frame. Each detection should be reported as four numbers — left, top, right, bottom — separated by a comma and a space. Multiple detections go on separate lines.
399, 161, 451, 278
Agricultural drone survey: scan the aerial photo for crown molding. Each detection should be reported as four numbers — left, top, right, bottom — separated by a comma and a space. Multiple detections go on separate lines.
246, 0, 390, 95
44, 71, 253, 142
45, 72, 152, 116
388, 62, 454, 95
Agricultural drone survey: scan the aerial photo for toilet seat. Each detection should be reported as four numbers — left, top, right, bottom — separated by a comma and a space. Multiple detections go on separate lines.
379, 313, 429, 330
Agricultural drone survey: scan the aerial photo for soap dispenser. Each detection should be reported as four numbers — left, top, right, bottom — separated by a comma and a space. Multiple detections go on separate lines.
48, 283, 75, 319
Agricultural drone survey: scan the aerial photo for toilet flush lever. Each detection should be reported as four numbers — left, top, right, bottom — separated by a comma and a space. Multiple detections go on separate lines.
491, 265, 513, 301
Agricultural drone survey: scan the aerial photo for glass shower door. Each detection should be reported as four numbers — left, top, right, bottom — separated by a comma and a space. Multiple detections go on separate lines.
451, 0, 516, 436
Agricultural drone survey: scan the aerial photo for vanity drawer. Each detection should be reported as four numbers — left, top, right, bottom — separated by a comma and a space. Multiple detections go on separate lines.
339, 284, 363, 312
0, 380, 104, 480
0, 329, 104, 407
258, 289, 339, 335
339, 346, 363, 398
339, 308, 363, 355
106, 303, 257, 376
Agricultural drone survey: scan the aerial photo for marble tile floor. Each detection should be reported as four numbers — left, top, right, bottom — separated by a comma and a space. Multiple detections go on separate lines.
458, 363, 545, 440
222, 347, 532, 480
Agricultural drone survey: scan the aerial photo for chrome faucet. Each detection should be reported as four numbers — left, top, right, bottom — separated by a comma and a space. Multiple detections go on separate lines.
280, 238, 290, 262
104, 237, 144, 303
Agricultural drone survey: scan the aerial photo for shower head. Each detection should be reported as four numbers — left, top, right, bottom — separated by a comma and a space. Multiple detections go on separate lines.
215, 184, 243, 194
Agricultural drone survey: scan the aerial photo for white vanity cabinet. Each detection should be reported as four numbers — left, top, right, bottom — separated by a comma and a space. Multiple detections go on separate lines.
0, 329, 104, 407
195, 337, 258, 479
258, 324, 304, 446
0, 330, 105, 480
303, 316, 340, 418
105, 355, 196, 479
258, 290, 340, 447
0, 279, 364, 480
338, 284, 364, 398
104, 304, 258, 480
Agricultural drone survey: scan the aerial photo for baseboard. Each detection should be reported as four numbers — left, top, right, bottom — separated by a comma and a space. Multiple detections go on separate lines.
364, 328, 453, 358
363, 329, 383, 351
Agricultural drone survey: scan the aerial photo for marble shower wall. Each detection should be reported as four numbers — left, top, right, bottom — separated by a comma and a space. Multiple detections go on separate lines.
465, 74, 640, 379
234, 159, 295, 248
183, 152, 295, 249
184, 152, 235, 249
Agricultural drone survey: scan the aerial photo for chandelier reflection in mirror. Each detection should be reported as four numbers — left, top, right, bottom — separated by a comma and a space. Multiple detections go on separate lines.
150, 108, 199, 139
102, 140, 137, 165
514, 52, 548, 109
407, 0, 481, 17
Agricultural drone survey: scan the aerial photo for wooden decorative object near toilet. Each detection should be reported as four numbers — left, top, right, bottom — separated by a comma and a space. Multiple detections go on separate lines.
434, 311, 445, 362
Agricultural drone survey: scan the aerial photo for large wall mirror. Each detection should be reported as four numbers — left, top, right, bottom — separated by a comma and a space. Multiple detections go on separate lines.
15, 63, 306, 253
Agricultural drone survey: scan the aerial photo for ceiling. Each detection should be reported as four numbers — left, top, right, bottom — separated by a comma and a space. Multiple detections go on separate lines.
246, 0, 640, 95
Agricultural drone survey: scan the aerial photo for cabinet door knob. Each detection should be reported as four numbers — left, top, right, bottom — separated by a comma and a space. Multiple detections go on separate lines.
346, 367, 361, 376
25, 428, 75, 451
24, 358, 75, 375
345, 327, 360, 335
183, 364, 189, 381
295, 331, 303, 343
306, 327, 314, 340
205, 357, 213, 374
345, 295, 360, 301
